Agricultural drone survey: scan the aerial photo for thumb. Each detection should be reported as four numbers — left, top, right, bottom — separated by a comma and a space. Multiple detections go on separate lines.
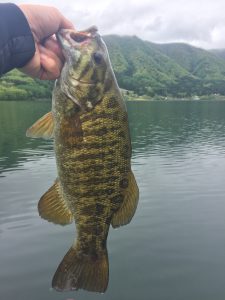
59, 16, 75, 30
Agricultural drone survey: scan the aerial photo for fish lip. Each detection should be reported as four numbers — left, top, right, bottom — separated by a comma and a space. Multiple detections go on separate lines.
56, 27, 99, 49
56, 30, 74, 50
56, 31, 65, 48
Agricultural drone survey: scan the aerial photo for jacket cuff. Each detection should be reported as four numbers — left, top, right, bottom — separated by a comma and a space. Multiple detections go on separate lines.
0, 3, 35, 75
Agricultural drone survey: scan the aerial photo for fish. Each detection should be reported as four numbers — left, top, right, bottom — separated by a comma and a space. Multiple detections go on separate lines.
26, 26, 139, 293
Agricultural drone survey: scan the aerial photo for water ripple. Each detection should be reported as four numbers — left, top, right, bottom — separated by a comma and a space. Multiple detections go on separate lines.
1, 101, 225, 300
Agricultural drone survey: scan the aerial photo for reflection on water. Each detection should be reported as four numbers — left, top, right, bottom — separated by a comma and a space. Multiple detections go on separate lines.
0, 101, 52, 174
0, 100, 225, 300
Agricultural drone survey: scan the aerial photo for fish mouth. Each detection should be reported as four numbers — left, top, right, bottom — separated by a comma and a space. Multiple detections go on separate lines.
57, 26, 99, 86
56, 26, 99, 50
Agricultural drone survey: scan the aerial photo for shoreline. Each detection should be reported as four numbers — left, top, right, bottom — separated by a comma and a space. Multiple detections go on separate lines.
1, 95, 225, 102
124, 95, 225, 101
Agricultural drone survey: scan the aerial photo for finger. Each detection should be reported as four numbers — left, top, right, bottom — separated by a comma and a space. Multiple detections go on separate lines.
40, 44, 63, 72
59, 17, 75, 30
40, 55, 62, 80
38, 45, 63, 80
39, 69, 57, 81
44, 36, 64, 62
20, 46, 42, 78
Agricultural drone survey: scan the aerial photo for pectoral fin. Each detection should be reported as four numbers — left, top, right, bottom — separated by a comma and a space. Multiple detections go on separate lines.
26, 111, 54, 139
38, 180, 73, 225
111, 171, 139, 228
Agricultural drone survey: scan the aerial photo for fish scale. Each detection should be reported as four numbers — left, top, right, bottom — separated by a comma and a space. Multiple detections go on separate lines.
55, 92, 130, 252
26, 27, 139, 293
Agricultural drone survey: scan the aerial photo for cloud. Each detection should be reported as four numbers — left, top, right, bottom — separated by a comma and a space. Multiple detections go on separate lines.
3, 0, 225, 49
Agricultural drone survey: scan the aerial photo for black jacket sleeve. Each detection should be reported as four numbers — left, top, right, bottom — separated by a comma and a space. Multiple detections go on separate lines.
0, 3, 35, 76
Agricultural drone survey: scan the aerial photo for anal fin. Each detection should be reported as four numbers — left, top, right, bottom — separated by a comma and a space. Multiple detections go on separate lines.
26, 111, 54, 139
38, 180, 73, 225
111, 171, 139, 228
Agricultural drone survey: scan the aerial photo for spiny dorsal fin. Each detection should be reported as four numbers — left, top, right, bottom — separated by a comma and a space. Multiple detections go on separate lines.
38, 180, 73, 225
111, 171, 139, 228
26, 111, 54, 139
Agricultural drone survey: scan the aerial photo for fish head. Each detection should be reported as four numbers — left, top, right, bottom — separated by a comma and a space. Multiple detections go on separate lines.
57, 26, 113, 112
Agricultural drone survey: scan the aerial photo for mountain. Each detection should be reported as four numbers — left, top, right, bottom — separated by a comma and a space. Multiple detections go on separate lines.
103, 35, 190, 96
104, 35, 225, 97
153, 43, 225, 80
1, 35, 225, 100
210, 49, 225, 60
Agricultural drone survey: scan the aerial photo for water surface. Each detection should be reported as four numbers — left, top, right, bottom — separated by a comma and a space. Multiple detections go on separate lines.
0, 100, 225, 300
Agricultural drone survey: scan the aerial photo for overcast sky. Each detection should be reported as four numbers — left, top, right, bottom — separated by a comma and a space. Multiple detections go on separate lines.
3, 0, 225, 49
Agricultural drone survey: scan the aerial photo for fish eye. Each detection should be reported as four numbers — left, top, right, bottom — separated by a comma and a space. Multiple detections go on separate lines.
93, 52, 102, 64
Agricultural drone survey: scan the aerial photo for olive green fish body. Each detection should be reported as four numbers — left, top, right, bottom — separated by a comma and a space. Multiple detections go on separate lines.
53, 81, 131, 256
27, 27, 139, 293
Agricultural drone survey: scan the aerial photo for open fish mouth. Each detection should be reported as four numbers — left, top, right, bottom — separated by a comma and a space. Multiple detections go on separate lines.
56, 26, 99, 86
56, 26, 99, 49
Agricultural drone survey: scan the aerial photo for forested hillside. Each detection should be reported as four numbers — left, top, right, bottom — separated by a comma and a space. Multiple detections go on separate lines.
210, 48, 225, 58
1, 35, 225, 100
0, 70, 53, 101
104, 35, 225, 97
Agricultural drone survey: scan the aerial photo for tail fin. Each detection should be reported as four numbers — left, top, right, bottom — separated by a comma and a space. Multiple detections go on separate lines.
52, 246, 109, 293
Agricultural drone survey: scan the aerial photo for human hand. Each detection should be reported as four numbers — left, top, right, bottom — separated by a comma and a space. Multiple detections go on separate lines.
19, 4, 74, 80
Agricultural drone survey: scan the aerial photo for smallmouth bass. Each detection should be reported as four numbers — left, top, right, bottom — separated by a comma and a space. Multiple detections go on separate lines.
27, 26, 139, 293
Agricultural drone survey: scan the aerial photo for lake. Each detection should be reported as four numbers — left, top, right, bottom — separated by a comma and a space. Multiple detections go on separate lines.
0, 100, 225, 300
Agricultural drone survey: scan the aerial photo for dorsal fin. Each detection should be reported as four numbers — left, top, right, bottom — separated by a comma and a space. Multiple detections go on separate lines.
38, 179, 73, 225
26, 111, 54, 139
